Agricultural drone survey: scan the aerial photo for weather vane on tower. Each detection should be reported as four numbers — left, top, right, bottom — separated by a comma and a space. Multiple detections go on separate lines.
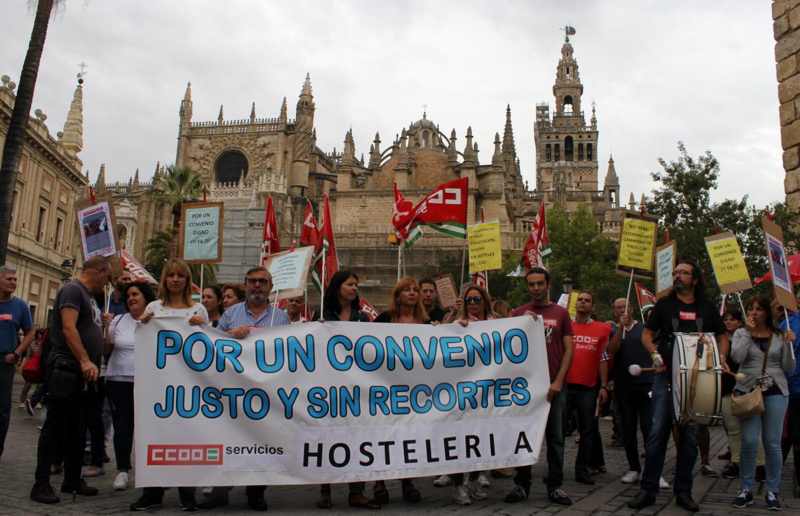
77, 61, 88, 84
562, 25, 576, 43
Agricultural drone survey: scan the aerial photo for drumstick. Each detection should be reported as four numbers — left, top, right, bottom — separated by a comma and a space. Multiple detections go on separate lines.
628, 364, 657, 376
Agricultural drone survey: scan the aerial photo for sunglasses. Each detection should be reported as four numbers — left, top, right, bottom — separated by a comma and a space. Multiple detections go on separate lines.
465, 296, 483, 305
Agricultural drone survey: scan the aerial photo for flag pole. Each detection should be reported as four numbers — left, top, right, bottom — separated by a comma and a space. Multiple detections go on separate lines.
735, 292, 746, 318
320, 249, 326, 321
200, 264, 205, 295
270, 289, 279, 326
397, 244, 402, 281
623, 268, 634, 338
459, 240, 467, 289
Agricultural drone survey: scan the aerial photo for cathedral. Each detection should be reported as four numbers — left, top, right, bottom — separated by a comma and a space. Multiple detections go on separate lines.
96, 32, 629, 304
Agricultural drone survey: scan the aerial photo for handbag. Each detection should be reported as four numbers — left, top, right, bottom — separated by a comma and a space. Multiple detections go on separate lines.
21, 352, 43, 383
730, 337, 770, 418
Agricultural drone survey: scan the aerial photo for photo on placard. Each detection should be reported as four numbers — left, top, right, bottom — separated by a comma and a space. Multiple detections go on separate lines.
767, 233, 791, 292
77, 201, 117, 259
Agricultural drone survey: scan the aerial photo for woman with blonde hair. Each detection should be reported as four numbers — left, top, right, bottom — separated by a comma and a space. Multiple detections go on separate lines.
132, 259, 208, 511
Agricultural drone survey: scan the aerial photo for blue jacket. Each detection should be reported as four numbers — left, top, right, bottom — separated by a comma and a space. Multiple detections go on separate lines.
780, 312, 800, 398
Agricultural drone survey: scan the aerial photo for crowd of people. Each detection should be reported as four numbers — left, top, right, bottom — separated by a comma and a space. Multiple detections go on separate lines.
0, 254, 799, 512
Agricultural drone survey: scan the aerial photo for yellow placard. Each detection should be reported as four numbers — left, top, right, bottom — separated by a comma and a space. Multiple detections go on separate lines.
617, 216, 657, 273
468, 221, 502, 274
704, 232, 751, 294
567, 291, 578, 320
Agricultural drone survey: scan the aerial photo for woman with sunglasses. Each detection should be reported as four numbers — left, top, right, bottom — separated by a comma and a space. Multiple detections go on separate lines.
316, 271, 380, 510
370, 277, 428, 505
433, 285, 494, 504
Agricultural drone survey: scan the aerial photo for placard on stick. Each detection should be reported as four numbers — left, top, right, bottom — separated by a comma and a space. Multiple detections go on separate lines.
262, 246, 314, 300
616, 213, 658, 277
74, 195, 122, 276
180, 202, 224, 264
762, 216, 797, 311
655, 241, 676, 298
468, 221, 502, 274
434, 274, 458, 309
705, 232, 751, 295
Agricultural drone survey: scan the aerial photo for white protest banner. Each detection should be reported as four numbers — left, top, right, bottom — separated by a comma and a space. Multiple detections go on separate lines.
263, 246, 314, 298
135, 316, 549, 487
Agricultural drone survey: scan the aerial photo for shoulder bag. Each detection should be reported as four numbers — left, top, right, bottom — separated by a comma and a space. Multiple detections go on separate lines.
730, 337, 770, 418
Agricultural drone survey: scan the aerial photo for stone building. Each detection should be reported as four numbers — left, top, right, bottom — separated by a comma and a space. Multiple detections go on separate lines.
0, 74, 89, 326
773, 0, 800, 210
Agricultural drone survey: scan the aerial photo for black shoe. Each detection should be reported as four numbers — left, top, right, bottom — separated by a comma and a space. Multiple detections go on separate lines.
590, 466, 607, 475
60, 479, 98, 496
765, 491, 782, 511
180, 501, 198, 512
373, 484, 389, 505
628, 491, 656, 509
504, 485, 529, 503
722, 463, 739, 479
401, 481, 421, 503
575, 474, 595, 485
198, 492, 229, 509
130, 493, 163, 511
30, 482, 60, 504
248, 495, 268, 511
676, 493, 699, 512
732, 489, 754, 508
548, 488, 573, 505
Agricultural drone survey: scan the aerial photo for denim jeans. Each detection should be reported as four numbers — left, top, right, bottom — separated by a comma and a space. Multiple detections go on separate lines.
515, 389, 565, 491
641, 372, 698, 495
566, 385, 597, 478
740, 394, 788, 493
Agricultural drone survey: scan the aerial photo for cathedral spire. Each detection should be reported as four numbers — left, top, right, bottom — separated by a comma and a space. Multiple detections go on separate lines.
368, 132, 381, 169
60, 76, 84, 156
492, 132, 502, 165
250, 102, 256, 123
342, 128, 355, 164
179, 82, 192, 121
502, 104, 516, 158
133, 168, 140, 187
217, 104, 224, 124
95, 163, 106, 192
462, 127, 475, 164
553, 30, 584, 116
301, 72, 313, 99
604, 154, 619, 186
279, 96, 287, 123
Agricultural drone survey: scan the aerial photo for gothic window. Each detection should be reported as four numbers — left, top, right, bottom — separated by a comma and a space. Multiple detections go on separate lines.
565, 66, 570, 78
563, 95, 573, 114
215, 150, 249, 184
578, 143, 584, 161
545, 144, 552, 161
564, 136, 574, 161
554, 144, 561, 162
587, 143, 593, 160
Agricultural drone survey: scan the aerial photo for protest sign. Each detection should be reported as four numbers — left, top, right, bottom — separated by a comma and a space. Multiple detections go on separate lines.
180, 202, 224, 263
655, 241, 675, 298
76, 201, 118, 259
263, 246, 314, 299
616, 214, 657, 276
135, 316, 550, 486
705, 232, 751, 294
566, 291, 578, 320
434, 274, 459, 309
762, 216, 797, 310
468, 221, 502, 274
120, 250, 158, 285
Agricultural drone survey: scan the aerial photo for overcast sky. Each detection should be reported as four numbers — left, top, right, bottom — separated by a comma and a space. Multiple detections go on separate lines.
0, 1, 783, 207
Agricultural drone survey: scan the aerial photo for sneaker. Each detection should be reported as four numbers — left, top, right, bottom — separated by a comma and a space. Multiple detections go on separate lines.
202, 486, 214, 496
722, 463, 739, 479
477, 471, 491, 488
504, 484, 529, 503
130, 492, 163, 511
548, 488, 573, 505
468, 481, 488, 501
701, 464, 718, 477
30, 482, 60, 504
82, 465, 104, 477
732, 489, 753, 508
453, 485, 471, 505
621, 470, 640, 484
766, 491, 782, 511
112, 471, 128, 491
24, 398, 36, 416
659, 476, 670, 489
433, 474, 452, 487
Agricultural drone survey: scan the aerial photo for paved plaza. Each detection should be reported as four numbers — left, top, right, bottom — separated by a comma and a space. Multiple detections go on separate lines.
0, 376, 797, 515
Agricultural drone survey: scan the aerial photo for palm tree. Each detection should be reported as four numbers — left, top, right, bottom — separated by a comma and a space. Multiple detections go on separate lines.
152, 164, 204, 256
0, 0, 57, 265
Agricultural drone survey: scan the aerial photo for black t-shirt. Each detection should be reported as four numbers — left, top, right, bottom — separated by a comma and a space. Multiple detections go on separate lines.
426, 306, 446, 323
645, 295, 725, 371
321, 307, 371, 322
614, 322, 654, 385
49, 280, 104, 367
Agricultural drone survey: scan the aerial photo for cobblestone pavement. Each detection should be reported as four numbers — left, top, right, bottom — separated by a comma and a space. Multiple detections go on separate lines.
1, 376, 797, 515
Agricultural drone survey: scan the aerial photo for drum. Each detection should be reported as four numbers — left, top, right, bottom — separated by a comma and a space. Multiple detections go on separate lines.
671, 332, 723, 426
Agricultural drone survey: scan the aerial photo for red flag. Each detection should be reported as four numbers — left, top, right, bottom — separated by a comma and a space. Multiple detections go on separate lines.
359, 297, 379, 321
318, 194, 339, 287
299, 199, 320, 251
635, 282, 657, 311
392, 183, 415, 241
260, 196, 280, 266
395, 177, 468, 243
120, 250, 158, 285
522, 200, 549, 270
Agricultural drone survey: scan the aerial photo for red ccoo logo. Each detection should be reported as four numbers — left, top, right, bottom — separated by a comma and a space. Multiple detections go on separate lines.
147, 444, 223, 466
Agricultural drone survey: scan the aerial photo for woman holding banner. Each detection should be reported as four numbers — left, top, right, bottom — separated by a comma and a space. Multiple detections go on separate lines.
130, 259, 208, 512
316, 271, 380, 510
371, 277, 428, 505
730, 296, 795, 511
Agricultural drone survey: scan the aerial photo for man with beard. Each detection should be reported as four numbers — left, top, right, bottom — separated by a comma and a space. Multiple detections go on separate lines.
202, 266, 288, 511
419, 278, 446, 322
628, 259, 727, 513
108, 271, 133, 316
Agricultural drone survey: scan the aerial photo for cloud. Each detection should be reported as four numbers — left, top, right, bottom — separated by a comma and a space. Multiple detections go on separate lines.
0, 0, 783, 206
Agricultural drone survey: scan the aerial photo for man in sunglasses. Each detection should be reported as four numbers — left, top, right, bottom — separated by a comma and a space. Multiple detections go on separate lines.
204, 266, 288, 511
504, 267, 574, 506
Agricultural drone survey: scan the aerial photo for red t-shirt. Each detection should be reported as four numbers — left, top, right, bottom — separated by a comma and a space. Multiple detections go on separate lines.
566, 320, 612, 388
512, 301, 572, 381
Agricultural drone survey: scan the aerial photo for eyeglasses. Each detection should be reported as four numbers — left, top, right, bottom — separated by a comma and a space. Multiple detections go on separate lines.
465, 296, 483, 305
246, 278, 270, 285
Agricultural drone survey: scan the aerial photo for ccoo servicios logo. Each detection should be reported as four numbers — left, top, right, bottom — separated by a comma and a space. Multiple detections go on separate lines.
147, 444, 223, 466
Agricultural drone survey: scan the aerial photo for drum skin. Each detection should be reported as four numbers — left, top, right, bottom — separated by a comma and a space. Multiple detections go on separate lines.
671, 333, 723, 426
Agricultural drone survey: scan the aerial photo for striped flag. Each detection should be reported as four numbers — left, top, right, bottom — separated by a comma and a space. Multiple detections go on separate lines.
393, 177, 468, 247
259, 196, 280, 266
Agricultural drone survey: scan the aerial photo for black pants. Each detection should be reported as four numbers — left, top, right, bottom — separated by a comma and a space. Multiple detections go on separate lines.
566, 384, 599, 477
143, 487, 197, 505
106, 380, 134, 471
34, 390, 88, 489
782, 397, 800, 485
514, 389, 566, 491
85, 379, 106, 466
0, 363, 14, 458
616, 381, 652, 472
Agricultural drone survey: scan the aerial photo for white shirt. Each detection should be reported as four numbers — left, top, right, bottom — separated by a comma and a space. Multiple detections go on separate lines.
144, 300, 209, 323
106, 313, 137, 380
